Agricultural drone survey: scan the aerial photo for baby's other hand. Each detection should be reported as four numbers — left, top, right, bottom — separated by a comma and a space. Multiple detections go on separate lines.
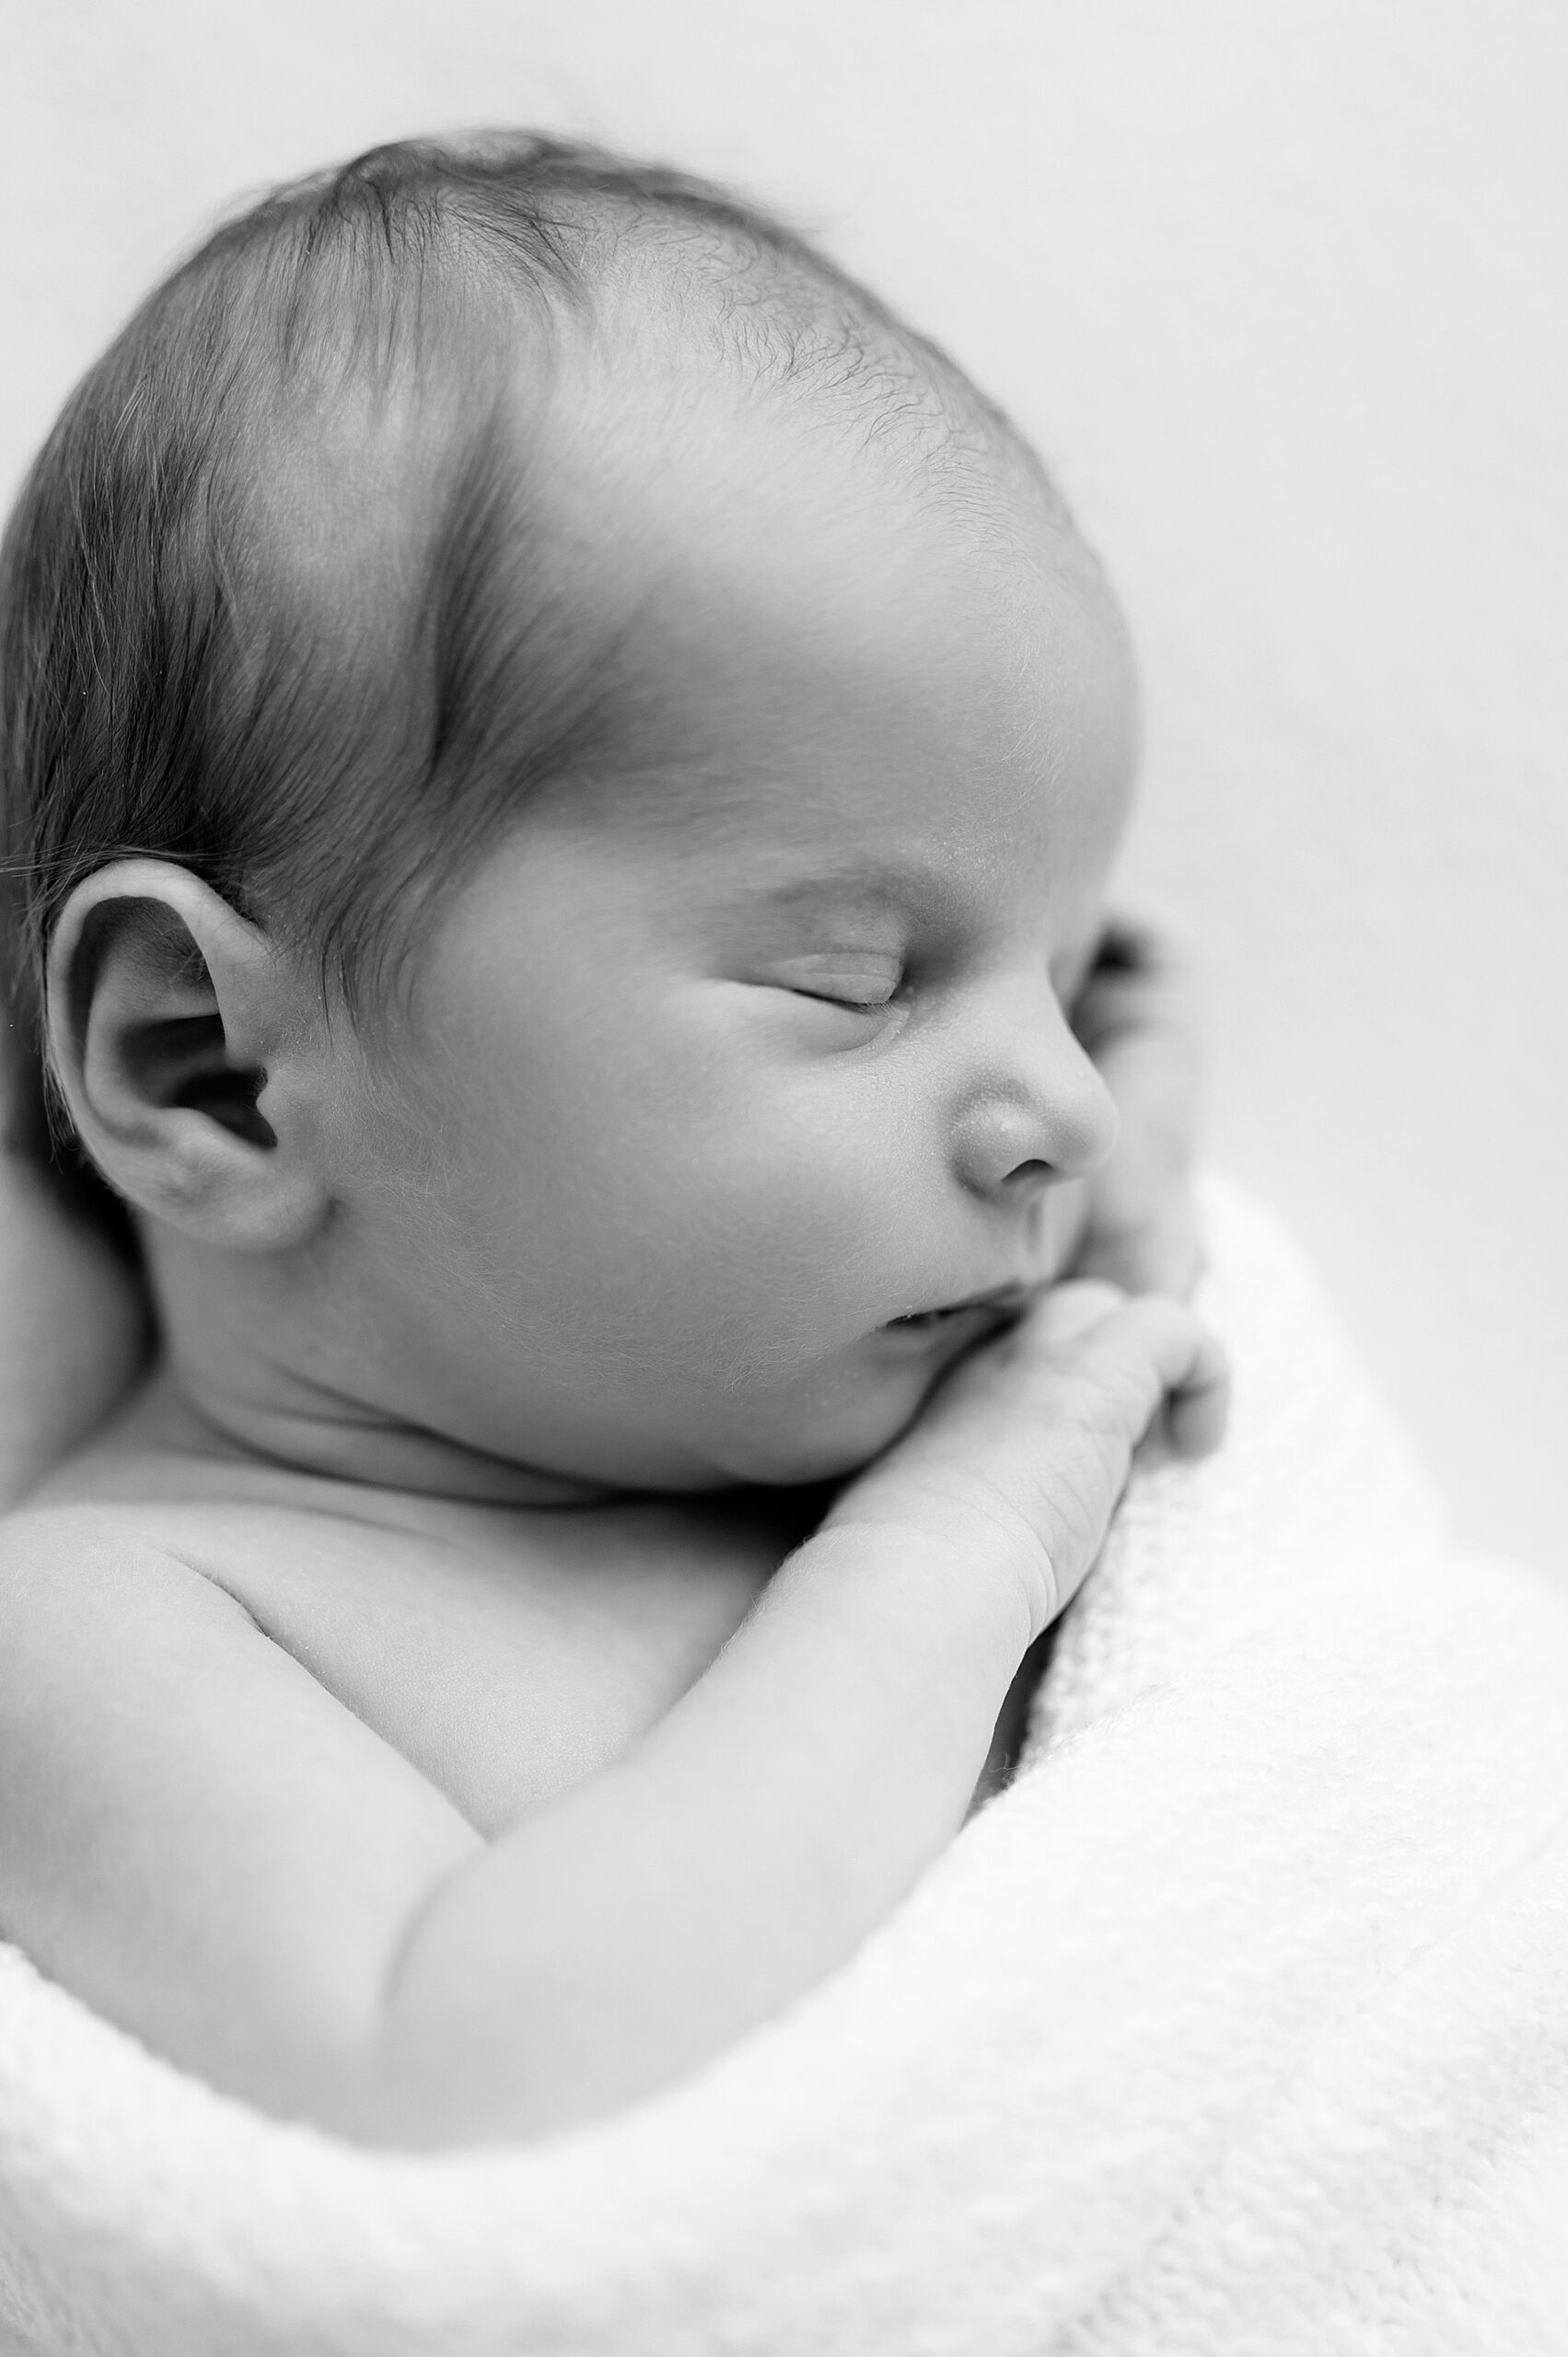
1066, 913, 1203, 1299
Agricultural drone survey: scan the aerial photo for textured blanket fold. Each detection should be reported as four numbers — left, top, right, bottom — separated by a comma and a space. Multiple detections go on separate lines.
3, 1176, 1566, 2356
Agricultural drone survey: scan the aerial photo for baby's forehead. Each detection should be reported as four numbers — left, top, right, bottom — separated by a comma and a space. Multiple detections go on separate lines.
505, 420, 1134, 888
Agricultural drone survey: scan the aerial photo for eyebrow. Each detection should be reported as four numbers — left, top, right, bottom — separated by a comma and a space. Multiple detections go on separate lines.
731, 855, 971, 922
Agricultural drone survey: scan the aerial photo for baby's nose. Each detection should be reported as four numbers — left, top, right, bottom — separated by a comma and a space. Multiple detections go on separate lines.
949, 999, 1119, 1199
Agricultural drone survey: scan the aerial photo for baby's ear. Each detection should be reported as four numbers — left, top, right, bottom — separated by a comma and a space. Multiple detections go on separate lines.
45, 860, 331, 1252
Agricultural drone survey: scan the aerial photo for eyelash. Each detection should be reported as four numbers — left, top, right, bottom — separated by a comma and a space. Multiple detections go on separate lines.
771, 952, 905, 1012
790, 976, 902, 1013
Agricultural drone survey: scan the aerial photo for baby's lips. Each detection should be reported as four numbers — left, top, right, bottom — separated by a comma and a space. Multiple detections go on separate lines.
885, 1278, 1038, 1331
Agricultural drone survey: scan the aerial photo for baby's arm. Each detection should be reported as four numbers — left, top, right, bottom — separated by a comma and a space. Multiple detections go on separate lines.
0, 1287, 1223, 2150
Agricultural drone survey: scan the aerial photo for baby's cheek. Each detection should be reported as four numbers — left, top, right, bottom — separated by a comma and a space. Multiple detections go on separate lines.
668, 1166, 891, 1359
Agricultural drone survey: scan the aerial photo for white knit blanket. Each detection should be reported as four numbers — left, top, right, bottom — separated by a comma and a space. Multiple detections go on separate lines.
3, 1177, 1567, 2357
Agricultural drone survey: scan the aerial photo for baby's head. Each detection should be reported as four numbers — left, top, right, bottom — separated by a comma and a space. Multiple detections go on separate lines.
1, 134, 1137, 1492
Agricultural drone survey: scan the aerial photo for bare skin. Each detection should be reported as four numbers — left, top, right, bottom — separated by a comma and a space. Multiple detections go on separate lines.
0, 369, 1225, 2147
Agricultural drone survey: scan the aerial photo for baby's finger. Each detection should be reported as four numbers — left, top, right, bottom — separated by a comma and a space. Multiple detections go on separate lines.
1066, 1295, 1230, 1460
1161, 1326, 1230, 1457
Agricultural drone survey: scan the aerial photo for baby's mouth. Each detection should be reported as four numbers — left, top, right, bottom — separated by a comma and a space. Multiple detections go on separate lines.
885, 1283, 1033, 1334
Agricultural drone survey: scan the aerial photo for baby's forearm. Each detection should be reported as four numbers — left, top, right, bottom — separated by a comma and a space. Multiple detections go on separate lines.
359, 1526, 1029, 2146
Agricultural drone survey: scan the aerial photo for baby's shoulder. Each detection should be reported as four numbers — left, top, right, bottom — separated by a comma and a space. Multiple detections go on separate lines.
0, 1499, 264, 1713
0, 1492, 237, 1596
0, 1491, 315, 1651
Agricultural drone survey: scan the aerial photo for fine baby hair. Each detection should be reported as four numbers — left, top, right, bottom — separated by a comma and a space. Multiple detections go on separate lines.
0, 132, 1060, 1054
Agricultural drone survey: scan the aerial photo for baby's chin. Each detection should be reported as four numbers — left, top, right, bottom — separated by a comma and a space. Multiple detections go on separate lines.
497, 1332, 963, 1495
676, 1360, 945, 1492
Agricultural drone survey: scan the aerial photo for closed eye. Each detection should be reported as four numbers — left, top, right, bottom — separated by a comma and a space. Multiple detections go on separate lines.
772, 952, 903, 1010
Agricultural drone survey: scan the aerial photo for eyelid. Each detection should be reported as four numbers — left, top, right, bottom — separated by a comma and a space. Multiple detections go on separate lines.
772, 951, 903, 1008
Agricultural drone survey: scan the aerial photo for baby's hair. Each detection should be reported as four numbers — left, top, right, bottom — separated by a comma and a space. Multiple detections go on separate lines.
0, 131, 1050, 1051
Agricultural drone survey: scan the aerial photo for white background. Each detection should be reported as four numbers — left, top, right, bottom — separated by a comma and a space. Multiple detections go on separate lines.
3, 0, 1563, 1571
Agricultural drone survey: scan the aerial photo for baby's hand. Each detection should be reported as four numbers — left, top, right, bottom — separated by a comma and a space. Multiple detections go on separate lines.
1067, 915, 1204, 1298
827, 1284, 1227, 1642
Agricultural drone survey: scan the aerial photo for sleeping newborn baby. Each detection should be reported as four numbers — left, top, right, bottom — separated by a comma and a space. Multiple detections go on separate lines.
0, 135, 1225, 2147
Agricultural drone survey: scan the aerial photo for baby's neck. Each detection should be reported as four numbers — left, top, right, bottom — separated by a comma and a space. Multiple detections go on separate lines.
141, 1224, 619, 1509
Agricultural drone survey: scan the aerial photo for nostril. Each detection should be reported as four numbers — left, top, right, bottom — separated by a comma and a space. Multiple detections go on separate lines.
1005, 1157, 1055, 1189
